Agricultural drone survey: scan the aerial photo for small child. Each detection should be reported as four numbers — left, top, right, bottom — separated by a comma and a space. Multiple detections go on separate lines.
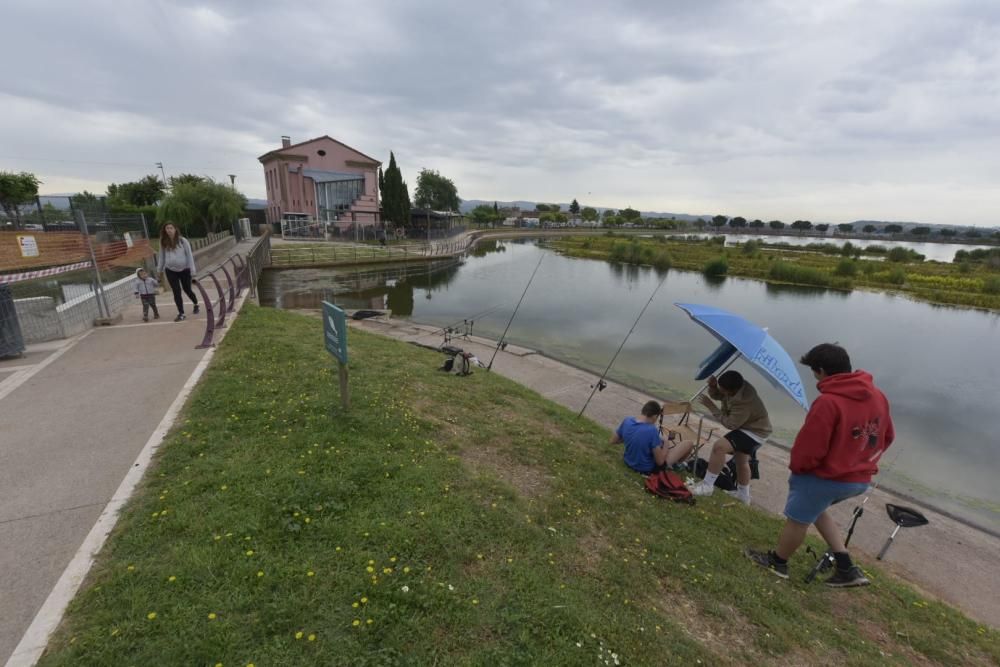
134, 267, 160, 322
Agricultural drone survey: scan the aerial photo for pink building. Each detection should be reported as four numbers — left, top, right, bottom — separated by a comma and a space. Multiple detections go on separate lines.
258, 135, 381, 225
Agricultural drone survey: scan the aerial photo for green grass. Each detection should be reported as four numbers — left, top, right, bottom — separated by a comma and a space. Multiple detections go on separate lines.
40, 307, 999, 666
548, 236, 1000, 311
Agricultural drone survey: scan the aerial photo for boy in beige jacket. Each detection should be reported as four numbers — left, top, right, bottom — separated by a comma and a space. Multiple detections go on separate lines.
689, 370, 772, 505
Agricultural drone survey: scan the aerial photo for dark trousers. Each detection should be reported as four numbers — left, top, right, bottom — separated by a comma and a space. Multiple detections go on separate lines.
140, 294, 159, 318
165, 268, 198, 314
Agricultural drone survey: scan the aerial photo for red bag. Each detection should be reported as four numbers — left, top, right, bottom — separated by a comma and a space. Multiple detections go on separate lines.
645, 470, 695, 504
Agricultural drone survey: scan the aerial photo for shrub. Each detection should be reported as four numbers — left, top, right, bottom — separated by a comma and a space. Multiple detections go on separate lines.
581, 239, 592, 250
652, 250, 672, 271
768, 261, 831, 286
834, 259, 858, 277
984, 277, 1000, 294
741, 240, 760, 255
864, 245, 887, 254
703, 257, 729, 277
957, 261, 971, 274
609, 241, 630, 262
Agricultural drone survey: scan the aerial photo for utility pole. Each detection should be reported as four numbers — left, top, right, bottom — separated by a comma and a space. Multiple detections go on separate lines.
228, 174, 236, 189
156, 162, 168, 185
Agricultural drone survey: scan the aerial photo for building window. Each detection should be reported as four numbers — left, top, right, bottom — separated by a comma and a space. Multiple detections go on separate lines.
315, 178, 365, 221
317, 150, 327, 156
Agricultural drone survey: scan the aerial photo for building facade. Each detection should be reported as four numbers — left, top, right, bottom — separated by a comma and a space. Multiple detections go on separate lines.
258, 135, 381, 225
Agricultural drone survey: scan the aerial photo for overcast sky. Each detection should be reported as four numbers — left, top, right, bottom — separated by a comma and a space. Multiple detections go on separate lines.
2, 0, 999, 225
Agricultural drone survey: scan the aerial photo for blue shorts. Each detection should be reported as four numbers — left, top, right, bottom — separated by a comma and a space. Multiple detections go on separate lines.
784, 474, 869, 524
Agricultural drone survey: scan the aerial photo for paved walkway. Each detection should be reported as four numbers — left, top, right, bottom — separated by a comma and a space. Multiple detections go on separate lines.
351, 316, 1000, 628
0, 237, 259, 666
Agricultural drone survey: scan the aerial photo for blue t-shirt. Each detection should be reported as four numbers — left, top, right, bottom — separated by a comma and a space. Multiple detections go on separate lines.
617, 417, 662, 473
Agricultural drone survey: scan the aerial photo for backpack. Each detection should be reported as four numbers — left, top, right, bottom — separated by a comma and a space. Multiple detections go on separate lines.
644, 470, 695, 504
688, 458, 739, 491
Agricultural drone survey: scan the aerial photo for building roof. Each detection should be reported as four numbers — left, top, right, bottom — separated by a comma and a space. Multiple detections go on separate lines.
257, 135, 381, 165
297, 168, 366, 183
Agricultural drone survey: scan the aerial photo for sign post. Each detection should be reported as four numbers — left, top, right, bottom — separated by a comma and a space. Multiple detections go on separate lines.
322, 301, 349, 410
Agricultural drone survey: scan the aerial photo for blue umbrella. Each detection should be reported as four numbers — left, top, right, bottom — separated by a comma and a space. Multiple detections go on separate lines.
675, 302, 810, 410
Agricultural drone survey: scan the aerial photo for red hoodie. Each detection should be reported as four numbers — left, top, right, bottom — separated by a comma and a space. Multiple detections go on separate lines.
790, 370, 894, 483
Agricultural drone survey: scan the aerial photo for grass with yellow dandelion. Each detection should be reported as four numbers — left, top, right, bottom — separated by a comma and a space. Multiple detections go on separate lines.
39, 306, 998, 666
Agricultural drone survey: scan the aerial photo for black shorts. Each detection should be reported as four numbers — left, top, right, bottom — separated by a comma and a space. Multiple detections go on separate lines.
724, 430, 763, 455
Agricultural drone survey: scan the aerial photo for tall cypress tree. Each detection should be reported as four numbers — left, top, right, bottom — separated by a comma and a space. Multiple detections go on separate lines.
382, 152, 410, 229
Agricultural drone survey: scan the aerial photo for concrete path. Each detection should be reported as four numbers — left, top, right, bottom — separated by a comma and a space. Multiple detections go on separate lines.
351, 316, 1000, 628
0, 237, 259, 666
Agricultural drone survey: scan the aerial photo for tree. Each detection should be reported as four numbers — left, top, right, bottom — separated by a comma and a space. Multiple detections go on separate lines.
535, 203, 550, 212
862, 224, 877, 233
939, 228, 957, 237
791, 220, 812, 231
768, 220, 785, 230
729, 216, 747, 228
838, 223, 854, 233
884, 224, 903, 234
0, 171, 41, 229
470, 204, 501, 226
602, 209, 617, 221
158, 177, 246, 236
815, 223, 830, 232
569, 199, 580, 215
378, 166, 385, 196
107, 175, 165, 208
750, 219, 764, 228
964, 228, 983, 238
620, 207, 641, 222
169, 173, 206, 188
694, 218, 707, 230
911, 226, 931, 236
712, 215, 728, 228
381, 152, 411, 228
581, 206, 598, 222
414, 169, 459, 211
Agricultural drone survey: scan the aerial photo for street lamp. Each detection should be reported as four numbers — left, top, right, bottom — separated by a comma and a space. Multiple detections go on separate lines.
229, 174, 237, 189
156, 162, 167, 185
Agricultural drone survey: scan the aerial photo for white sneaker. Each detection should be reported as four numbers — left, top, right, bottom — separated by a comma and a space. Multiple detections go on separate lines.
725, 489, 751, 505
689, 481, 716, 496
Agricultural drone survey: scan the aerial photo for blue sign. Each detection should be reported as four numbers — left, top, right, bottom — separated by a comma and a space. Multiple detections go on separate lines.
322, 301, 348, 364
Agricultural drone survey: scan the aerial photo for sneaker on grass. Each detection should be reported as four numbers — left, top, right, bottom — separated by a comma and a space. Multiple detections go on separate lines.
725, 489, 751, 505
689, 481, 716, 497
825, 566, 870, 588
744, 547, 789, 579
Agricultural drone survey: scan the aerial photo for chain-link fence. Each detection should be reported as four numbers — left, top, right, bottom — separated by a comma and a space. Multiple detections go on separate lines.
1, 211, 153, 346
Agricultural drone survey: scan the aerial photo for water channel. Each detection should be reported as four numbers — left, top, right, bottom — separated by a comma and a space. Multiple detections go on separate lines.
260, 239, 1000, 533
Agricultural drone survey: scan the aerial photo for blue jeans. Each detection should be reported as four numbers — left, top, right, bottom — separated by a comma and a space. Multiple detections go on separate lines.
784, 474, 868, 524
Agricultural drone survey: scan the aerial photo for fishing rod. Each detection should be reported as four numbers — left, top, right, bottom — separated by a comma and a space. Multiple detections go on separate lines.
487, 253, 545, 371
417, 302, 509, 341
578, 272, 669, 417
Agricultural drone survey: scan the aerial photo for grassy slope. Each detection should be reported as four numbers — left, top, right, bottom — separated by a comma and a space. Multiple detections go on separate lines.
549, 236, 1000, 311
40, 307, 998, 666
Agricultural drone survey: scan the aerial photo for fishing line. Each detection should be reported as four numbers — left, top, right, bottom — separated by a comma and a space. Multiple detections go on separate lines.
487, 253, 545, 370
578, 272, 669, 417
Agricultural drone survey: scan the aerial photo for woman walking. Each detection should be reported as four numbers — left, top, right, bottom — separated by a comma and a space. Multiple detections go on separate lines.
156, 223, 199, 321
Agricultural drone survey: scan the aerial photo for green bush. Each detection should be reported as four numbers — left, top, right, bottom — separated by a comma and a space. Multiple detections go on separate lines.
864, 245, 887, 254
609, 241, 630, 262
580, 239, 592, 250
834, 259, 858, 277
703, 257, 729, 277
957, 261, 971, 274
741, 240, 760, 255
768, 261, 831, 286
882, 267, 907, 285
652, 250, 672, 270
983, 276, 1000, 294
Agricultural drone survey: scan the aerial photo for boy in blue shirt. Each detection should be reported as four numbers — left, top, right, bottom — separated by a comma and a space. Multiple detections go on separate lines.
611, 400, 694, 474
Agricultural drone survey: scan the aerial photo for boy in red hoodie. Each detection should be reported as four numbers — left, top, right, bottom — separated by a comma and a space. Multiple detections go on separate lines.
745, 343, 894, 587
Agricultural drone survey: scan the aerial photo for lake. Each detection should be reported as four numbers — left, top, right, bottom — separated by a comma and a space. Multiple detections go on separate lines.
260, 240, 1000, 533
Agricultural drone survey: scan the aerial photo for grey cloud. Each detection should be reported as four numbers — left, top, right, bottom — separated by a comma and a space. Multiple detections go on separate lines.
1, 0, 999, 224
